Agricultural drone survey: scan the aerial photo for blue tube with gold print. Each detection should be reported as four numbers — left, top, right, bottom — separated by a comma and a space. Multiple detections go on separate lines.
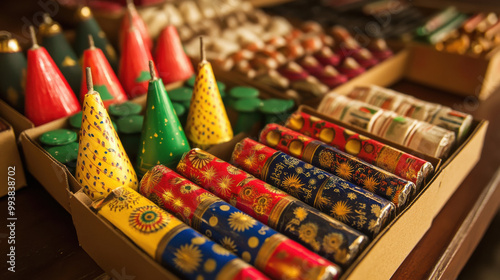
140, 165, 341, 280
232, 138, 396, 238
93, 186, 268, 280
177, 149, 369, 268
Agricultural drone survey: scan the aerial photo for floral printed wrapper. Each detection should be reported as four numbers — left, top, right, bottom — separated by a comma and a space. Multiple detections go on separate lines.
233, 138, 396, 237
285, 111, 434, 188
348, 85, 473, 143
177, 149, 368, 267
318, 92, 456, 158
140, 165, 341, 280
259, 124, 416, 209
93, 187, 267, 280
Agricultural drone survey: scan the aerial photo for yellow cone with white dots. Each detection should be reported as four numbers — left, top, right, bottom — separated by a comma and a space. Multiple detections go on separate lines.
76, 67, 138, 200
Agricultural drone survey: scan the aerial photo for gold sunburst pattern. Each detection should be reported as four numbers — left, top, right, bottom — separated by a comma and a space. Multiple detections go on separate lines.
331, 201, 352, 223
220, 236, 237, 254
173, 243, 203, 273
188, 152, 211, 169
363, 176, 379, 192
243, 152, 257, 169
177, 161, 187, 173
202, 166, 218, 183
298, 222, 318, 244
318, 150, 335, 168
162, 190, 175, 203
228, 212, 256, 232
180, 183, 199, 194
293, 207, 308, 221
316, 195, 331, 210
140, 166, 165, 196
282, 173, 305, 196
322, 232, 344, 254
336, 161, 353, 180
172, 198, 184, 210
108, 188, 138, 212
216, 175, 234, 196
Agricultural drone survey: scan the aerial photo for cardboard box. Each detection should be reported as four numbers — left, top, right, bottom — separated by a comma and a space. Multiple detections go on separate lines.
19, 59, 487, 279
296, 106, 487, 280
406, 43, 500, 100
0, 117, 27, 197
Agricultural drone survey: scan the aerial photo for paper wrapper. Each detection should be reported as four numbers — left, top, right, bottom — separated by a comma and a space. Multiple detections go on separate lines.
318, 92, 456, 158
285, 111, 434, 188
177, 149, 368, 267
94, 187, 266, 280
140, 166, 340, 280
348, 85, 472, 143
233, 138, 396, 237
76, 92, 138, 200
260, 124, 416, 205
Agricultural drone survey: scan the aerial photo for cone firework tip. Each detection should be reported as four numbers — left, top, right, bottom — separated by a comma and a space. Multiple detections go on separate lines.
149, 60, 157, 81
200, 36, 206, 62
86, 67, 93, 93
29, 26, 39, 49
88, 34, 95, 49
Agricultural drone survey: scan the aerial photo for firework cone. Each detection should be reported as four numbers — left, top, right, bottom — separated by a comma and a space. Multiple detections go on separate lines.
76, 68, 138, 201
74, 6, 119, 72
185, 37, 233, 149
119, 0, 152, 51
136, 61, 190, 177
154, 25, 194, 84
25, 26, 80, 126
81, 35, 127, 108
118, 18, 155, 99
0, 32, 26, 112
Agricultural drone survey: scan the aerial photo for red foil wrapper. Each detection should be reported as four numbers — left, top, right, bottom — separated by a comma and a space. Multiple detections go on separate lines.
140, 166, 341, 280
177, 149, 369, 267
286, 112, 434, 188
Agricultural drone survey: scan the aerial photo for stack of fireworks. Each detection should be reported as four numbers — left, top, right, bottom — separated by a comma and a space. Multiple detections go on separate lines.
318, 85, 473, 158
